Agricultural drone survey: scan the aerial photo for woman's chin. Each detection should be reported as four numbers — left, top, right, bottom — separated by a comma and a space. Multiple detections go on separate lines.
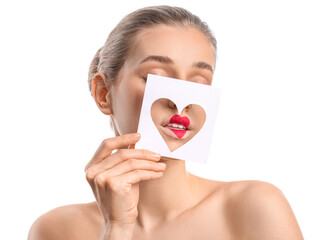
157, 126, 197, 152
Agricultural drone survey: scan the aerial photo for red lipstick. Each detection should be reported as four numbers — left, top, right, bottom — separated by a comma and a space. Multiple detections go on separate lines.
166, 115, 190, 139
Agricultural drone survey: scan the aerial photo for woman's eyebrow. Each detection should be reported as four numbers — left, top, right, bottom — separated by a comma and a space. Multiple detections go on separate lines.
192, 61, 214, 73
140, 55, 174, 64
139, 55, 214, 73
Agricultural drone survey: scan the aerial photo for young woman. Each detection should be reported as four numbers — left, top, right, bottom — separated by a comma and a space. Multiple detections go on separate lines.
28, 6, 303, 240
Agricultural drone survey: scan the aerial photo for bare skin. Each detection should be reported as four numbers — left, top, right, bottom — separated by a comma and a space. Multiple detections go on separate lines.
28, 26, 303, 240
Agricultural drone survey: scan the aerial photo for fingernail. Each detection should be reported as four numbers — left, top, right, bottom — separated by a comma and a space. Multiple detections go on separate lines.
158, 162, 166, 168
135, 133, 141, 138
152, 152, 161, 159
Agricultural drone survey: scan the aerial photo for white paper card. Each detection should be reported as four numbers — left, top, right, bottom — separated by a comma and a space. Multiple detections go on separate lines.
135, 74, 221, 163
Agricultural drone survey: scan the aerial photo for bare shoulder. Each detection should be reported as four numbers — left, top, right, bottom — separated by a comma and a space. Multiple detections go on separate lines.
28, 202, 101, 240
223, 180, 303, 240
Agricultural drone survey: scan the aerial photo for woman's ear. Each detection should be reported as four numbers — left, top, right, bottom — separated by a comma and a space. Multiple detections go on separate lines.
91, 72, 112, 115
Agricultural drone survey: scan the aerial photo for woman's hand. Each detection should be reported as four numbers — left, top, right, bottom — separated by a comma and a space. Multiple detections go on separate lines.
85, 133, 166, 238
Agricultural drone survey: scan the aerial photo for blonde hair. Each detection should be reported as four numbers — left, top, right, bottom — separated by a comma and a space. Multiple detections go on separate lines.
88, 5, 217, 94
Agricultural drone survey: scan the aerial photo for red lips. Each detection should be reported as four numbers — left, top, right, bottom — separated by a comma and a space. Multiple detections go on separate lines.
168, 115, 190, 139
169, 115, 190, 128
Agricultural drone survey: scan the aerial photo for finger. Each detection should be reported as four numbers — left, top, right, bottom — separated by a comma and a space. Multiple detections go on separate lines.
105, 170, 164, 192
95, 149, 161, 171
86, 149, 162, 180
86, 133, 141, 169
117, 169, 164, 186
94, 159, 166, 179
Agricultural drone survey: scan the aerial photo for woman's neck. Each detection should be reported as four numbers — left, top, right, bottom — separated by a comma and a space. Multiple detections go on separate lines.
136, 157, 199, 231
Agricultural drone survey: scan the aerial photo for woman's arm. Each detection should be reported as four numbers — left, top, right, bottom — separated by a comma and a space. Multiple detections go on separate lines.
28, 133, 165, 240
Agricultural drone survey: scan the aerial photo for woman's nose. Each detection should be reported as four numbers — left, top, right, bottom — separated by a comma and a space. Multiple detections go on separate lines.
183, 104, 192, 112
168, 100, 177, 109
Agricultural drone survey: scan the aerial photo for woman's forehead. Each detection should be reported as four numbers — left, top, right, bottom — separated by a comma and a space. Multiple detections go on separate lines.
129, 25, 215, 67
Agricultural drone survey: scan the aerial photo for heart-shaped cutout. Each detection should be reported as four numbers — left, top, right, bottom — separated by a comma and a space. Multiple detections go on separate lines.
151, 98, 206, 152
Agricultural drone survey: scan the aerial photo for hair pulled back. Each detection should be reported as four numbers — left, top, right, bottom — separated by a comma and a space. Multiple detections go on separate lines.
88, 5, 217, 94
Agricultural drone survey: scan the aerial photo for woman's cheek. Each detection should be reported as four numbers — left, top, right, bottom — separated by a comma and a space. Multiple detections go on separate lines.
135, 92, 144, 115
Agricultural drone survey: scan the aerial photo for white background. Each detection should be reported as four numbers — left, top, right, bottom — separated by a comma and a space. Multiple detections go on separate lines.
0, 0, 331, 239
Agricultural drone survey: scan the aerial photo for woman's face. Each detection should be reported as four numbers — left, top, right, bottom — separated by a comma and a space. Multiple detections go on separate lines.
108, 25, 215, 137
